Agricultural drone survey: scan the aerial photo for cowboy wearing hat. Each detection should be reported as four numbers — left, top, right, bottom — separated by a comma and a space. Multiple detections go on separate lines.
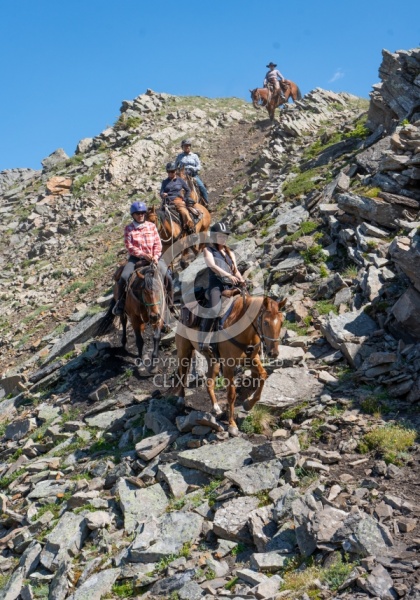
264, 62, 286, 101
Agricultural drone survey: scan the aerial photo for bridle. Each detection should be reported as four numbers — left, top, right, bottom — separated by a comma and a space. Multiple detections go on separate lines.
252, 303, 282, 345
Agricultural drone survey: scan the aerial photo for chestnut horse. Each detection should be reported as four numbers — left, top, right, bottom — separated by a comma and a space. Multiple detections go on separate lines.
96, 261, 166, 373
175, 294, 286, 436
147, 201, 211, 268
177, 164, 208, 208
250, 79, 302, 120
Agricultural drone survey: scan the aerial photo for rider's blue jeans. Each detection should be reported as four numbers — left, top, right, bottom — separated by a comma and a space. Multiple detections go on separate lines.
194, 175, 209, 203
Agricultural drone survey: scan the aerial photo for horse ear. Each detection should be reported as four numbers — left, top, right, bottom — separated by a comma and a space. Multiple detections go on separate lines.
278, 298, 287, 310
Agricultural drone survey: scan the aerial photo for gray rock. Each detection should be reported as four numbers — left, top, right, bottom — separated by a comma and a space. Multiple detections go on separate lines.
337, 192, 405, 228
225, 459, 282, 494
178, 437, 253, 477
130, 511, 203, 562
149, 569, 196, 597
135, 430, 178, 461
258, 368, 323, 410
27, 480, 72, 500
250, 435, 300, 462
334, 513, 393, 556
253, 574, 284, 599
178, 581, 205, 600
40, 513, 89, 571
391, 287, 420, 340
213, 496, 259, 543
250, 552, 292, 572
176, 410, 222, 433
84, 408, 126, 430
48, 558, 70, 600
320, 308, 377, 367
117, 479, 168, 532
0, 566, 25, 600
45, 311, 106, 364
67, 568, 120, 600
357, 564, 397, 599
157, 463, 211, 498
5, 418, 36, 441
85, 511, 113, 530
41, 148, 69, 170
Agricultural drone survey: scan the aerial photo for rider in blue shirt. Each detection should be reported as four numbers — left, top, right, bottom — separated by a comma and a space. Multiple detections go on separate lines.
175, 139, 209, 208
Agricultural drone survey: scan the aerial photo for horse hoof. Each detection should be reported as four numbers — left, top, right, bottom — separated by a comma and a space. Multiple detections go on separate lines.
228, 426, 239, 437
242, 399, 253, 412
212, 403, 223, 416
180, 260, 188, 270
176, 396, 185, 408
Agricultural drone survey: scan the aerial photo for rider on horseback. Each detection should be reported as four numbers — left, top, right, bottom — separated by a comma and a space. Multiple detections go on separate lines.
175, 139, 209, 208
160, 162, 196, 234
199, 222, 245, 352
113, 201, 172, 316
264, 62, 286, 101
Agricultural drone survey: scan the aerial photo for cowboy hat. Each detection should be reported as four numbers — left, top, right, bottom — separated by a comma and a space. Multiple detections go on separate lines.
266, 62, 277, 68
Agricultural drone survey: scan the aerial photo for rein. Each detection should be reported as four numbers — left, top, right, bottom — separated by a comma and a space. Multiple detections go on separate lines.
218, 296, 281, 356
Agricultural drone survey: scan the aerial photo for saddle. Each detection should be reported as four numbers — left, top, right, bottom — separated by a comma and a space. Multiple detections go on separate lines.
164, 204, 203, 225
180, 287, 241, 329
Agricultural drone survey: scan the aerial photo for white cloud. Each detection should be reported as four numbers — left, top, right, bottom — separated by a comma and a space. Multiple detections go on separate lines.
329, 69, 344, 83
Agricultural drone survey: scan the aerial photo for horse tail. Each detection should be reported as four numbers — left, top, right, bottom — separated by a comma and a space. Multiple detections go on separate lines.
96, 299, 117, 336
296, 86, 302, 101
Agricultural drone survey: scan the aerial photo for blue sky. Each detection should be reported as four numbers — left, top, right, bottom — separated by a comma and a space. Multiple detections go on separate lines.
1, 0, 419, 171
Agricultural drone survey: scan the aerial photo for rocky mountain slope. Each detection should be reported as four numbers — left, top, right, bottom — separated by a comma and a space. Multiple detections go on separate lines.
0, 47, 420, 600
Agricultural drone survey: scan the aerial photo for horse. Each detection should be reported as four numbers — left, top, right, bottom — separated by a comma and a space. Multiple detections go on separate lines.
96, 260, 167, 373
177, 164, 208, 208
174, 293, 287, 436
147, 201, 211, 269
250, 79, 302, 120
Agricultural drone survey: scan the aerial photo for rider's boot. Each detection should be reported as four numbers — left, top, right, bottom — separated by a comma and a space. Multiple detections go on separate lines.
112, 280, 126, 316
199, 318, 214, 354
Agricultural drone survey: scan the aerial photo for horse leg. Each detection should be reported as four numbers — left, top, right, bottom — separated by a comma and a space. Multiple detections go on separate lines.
174, 334, 193, 407
132, 317, 145, 362
149, 319, 162, 374
206, 358, 223, 416
223, 364, 239, 436
242, 355, 268, 412
120, 313, 128, 349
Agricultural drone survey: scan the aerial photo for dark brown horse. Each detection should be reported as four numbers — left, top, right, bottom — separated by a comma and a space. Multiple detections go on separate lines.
174, 294, 286, 436
97, 260, 166, 372
250, 80, 302, 120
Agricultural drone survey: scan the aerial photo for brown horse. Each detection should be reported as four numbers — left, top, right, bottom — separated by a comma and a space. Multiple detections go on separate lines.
250, 80, 302, 120
174, 294, 286, 435
97, 260, 166, 373
177, 164, 208, 208
147, 202, 211, 269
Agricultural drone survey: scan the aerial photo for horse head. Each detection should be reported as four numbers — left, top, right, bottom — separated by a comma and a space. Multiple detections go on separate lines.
259, 296, 287, 358
134, 262, 163, 324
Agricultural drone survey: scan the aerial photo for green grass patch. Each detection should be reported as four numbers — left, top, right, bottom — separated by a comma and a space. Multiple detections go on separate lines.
202, 479, 223, 507
313, 301, 338, 315
281, 402, 308, 421
240, 406, 277, 435
114, 115, 142, 131
0, 468, 26, 490
358, 424, 417, 464
283, 168, 328, 199
300, 244, 326, 265
224, 576, 239, 591
22, 304, 52, 324
112, 580, 136, 598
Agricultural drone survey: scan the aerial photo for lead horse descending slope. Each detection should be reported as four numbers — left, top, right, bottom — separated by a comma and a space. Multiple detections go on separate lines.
175, 294, 286, 436
250, 79, 302, 120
